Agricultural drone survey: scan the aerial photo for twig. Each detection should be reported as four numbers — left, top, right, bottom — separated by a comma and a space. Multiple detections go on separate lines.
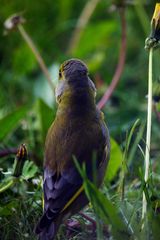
97, 6, 127, 110
67, 0, 100, 55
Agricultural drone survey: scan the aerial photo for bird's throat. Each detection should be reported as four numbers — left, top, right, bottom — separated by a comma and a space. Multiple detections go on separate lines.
57, 87, 96, 117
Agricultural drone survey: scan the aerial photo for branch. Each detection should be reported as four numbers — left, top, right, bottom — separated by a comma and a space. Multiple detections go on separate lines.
97, 6, 127, 110
67, 0, 100, 55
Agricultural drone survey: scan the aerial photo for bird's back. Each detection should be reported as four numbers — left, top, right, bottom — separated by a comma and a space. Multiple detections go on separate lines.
44, 102, 109, 179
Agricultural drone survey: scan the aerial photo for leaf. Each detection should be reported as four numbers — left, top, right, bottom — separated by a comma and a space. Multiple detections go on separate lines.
105, 138, 123, 182
128, 122, 145, 166
0, 106, 28, 142
36, 98, 55, 142
149, 209, 160, 240
120, 200, 141, 237
83, 178, 132, 239
0, 177, 15, 193
0, 200, 18, 216
126, 119, 140, 153
22, 160, 38, 180
74, 160, 133, 239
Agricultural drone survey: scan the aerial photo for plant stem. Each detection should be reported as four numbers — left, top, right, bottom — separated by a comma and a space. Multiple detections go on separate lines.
142, 47, 153, 220
97, 6, 126, 109
17, 24, 55, 93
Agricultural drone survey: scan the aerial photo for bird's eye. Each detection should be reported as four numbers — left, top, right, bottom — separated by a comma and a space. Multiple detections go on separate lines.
59, 70, 62, 79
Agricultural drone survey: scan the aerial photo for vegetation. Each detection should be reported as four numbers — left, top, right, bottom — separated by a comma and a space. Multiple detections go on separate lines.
0, 1, 160, 239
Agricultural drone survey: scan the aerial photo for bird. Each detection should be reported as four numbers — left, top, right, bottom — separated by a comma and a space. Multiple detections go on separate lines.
35, 59, 110, 240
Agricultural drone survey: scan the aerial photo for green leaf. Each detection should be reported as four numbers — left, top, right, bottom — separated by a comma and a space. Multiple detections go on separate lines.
126, 119, 140, 153
0, 177, 15, 193
0, 200, 18, 216
36, 98, 55, 142
105, 138, 123, 182
74, 160, 133, 239
0, 106, 28, 142
120, 200, 141, 238
128, 122, 145, 166
149, 209, 160, 240
83, 178, 133, 240
22, 160, 38, 180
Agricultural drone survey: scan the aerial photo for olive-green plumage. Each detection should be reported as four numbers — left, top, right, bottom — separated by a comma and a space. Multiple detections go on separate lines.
35, 59, 110, 240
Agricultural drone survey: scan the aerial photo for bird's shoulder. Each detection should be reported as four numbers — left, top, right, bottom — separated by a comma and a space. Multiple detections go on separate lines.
46, 108, 106, 144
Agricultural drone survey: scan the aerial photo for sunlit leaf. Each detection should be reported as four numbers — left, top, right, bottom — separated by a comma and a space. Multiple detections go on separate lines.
105, 138, 123, 182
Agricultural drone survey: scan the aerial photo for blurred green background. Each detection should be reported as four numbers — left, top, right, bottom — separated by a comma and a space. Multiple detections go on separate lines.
0, 0, 160, 239
0, 0, 159, 160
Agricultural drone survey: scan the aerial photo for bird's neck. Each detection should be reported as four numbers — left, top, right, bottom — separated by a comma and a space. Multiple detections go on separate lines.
57, 86, 96, 117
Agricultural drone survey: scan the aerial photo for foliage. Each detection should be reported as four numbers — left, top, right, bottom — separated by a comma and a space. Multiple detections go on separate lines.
0, 0, 160, 240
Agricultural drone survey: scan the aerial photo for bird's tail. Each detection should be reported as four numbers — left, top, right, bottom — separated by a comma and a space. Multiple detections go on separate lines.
35, 213, 60, 240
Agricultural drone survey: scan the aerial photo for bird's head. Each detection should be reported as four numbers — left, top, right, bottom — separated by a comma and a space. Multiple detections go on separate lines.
55, 59, 96, 105
59, 59, 88, 82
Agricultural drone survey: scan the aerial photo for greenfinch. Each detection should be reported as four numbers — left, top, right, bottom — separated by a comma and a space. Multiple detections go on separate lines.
35, 59, 110, 240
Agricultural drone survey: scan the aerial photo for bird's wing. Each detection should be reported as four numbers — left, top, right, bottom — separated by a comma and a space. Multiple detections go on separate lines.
42, 120, 109, 216
35, 165, 83, 234
43, 166, 83, 214
35, 113, 109, 235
